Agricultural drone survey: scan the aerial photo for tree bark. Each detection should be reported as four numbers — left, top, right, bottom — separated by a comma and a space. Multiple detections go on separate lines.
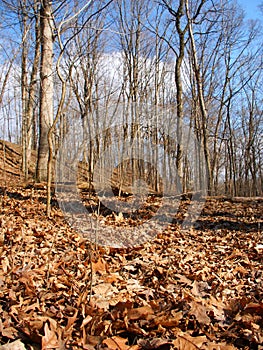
36, 0, 53, 182
185, 0, 212, 194
161, 0, 187, 188
22, 1, 41, 180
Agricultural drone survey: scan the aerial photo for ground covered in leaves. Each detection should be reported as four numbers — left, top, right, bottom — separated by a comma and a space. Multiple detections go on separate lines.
0, 186, 263, 349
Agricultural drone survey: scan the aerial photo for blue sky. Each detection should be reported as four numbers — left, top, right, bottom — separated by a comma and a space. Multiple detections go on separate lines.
238, 0, 262, 19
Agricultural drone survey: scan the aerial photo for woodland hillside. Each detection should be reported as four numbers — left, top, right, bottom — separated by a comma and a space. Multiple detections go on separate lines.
0, 0, 263, 349
0, 140, 36, 187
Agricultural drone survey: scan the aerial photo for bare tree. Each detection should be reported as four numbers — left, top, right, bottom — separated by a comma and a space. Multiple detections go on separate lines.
21, 0, 41, 180
36, 0, 54, 182
161, 0, 188, 186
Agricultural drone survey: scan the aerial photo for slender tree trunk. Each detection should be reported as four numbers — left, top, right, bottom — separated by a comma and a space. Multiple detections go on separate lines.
185, 0, 212, 194
36, 0, 53, 182
22, 2, 41, 180
174, 0, 186, 187
162, 0, 189, 191
21, 7, 29, 179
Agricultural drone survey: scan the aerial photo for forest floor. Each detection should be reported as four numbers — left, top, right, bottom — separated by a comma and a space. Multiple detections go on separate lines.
0, 140, 263, 350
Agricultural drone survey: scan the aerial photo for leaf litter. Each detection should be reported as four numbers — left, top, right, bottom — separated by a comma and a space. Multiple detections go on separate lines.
0, 186, 262, 349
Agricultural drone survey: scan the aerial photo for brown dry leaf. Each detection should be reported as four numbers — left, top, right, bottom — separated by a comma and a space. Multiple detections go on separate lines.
190, 301, 211, 324
80, 315, 93, 328
173, 333, 208, 349
225, 249, 247, 261
64, 308, 78, 337
127, 305, 154, 321
0, 340, 26, 350
153, 314, 181, 328
0, 326, 18, 340
207, 296, 226, 322
103, 336, 139, 350
84, 335, 105, 348
244, 302, 263, 316
174, 273, 192, 286
19, 317, 46, 343
138, 338, 173, 349
114, 211, 124, 223
92, 257, 108, 274
1, 257, 10, 274
206, 343, 237, 349
92, 282, 118, 295
233, 265, 249, 276
191, 280, 201, 297
104, 272, 122, 283
42, 321, 64, 350
91, 282, 120, 309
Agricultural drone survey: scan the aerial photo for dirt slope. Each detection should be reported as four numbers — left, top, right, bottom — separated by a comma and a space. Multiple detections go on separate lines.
0, 140, 36, 187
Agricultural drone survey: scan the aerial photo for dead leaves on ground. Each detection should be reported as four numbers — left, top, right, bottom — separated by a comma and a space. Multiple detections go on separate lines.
0, 188, 263, 349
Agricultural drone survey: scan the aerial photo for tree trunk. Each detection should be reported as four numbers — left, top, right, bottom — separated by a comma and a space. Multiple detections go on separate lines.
36, 0, 53, 182
185, 0, 212, 194
22, 1, 41, 180
21, 8, 29, 180
174, 0, 186, 187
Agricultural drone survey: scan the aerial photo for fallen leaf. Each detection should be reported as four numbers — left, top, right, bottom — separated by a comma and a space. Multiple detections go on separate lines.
92, 257, 107, 274
173, 333, 207, 349
0, 340, 26, 350
190, 301, 211, 324
42, 321, 65, 350
138, 337, 173, 349
0, 326, 18, 340
127, 305, 154, 320
244, 302, 263, 316
103, 336, 139, 350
